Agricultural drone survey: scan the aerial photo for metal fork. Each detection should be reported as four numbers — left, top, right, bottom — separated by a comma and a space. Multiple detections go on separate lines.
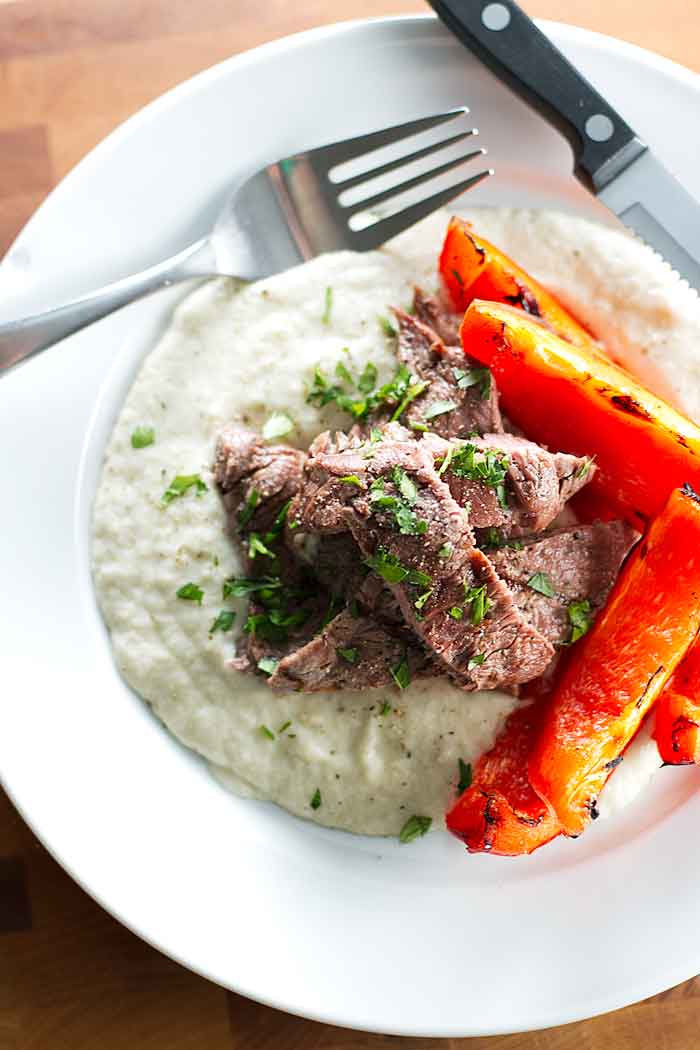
0, 108, 491, 373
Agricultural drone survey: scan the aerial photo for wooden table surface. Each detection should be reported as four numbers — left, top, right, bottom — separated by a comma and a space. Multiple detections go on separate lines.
2, 2, 699, 1047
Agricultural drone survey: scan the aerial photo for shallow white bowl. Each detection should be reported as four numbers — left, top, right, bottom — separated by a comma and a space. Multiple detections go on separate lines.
2, 15, 700, 1038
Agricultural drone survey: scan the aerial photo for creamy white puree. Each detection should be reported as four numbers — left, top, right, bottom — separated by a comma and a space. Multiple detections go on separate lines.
92, 208, 700, 836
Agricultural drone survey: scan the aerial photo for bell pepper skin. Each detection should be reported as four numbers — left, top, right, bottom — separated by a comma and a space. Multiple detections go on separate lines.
460, 299, 700, 528
529, 485, 700, 837
655, 644, 700, 765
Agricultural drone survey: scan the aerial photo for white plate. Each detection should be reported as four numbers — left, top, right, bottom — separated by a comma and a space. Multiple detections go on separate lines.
2, 16, 700, 1038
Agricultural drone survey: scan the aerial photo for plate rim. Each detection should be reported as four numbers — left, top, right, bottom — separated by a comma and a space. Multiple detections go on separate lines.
2, 14, 700, 1038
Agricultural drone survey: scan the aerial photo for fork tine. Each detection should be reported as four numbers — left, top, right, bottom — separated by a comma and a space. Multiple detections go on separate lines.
348, 168, 494, 252
345, 148, 486, 217
333, 129, 479, 192
312, 107, 469, 168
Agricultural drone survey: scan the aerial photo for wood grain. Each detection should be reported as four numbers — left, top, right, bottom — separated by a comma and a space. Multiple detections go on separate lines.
1, 2, 699, 1047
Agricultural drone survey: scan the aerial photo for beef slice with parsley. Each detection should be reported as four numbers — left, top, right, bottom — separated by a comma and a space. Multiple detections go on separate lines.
392, 308, 503, 437
488, 521, 638, 646
423, 431, 594, 534
268, 574, 431, 692
214, 425, 306, 535
296, 434, 554, 690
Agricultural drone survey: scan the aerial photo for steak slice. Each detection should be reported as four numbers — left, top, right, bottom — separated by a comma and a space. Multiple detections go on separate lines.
268, 575, 430, 692
489, 521, 638, 646
412, 287, 462, 346
423, 431, 594, 534
214, 426, 306, 535
393, 308, 503, 437
296, 434, 554, 690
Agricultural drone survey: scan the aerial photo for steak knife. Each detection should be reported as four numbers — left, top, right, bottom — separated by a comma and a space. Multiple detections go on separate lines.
426, 0, 700, 291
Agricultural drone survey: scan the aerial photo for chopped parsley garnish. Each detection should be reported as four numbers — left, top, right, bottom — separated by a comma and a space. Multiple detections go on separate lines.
439, 542, 454, 559
576, 456, 595, 480
307, 357, 430, 425
448, 606, 464, 621
568, 599, 593, 644
457, 759, 473, 796
450, 267, 464, 287
449, 443, 509, 508
310, 788, 322, 810
369, 469, 427, 536
335, 360, 353, 384
222, 576, 282, 599
131, 426, 155, 448
370, 427, 383, 444
437, 447, 453, 477
414, 588, 433, 611
176, 582, 204, 604
162, 473, 208, 505
257, 657, 279, 677
209, 610, 235, 635
464, 584, 492, 626
528, 572, 556, 597
248, 533, 276, 559
237, 488, 260, 528
278, 720, 292, 734
481, 528, 523, 551
321, 594, 344, 629
262, 412, 294, 441
410, 421, 429, 433
259, 723, 275, 739
322, 285, 333, 325
364, 548, 432, 590
378, 314, 397, 339
424, 399, 458, 420
391, 655, 411, 690
358, 361, 378, 393
380, 701, 392, 716
453, 366, 492, 400
399, 814, 431, 843
339, 474, 364, 487
338, 647, 359, 664
468, 653, 486, 671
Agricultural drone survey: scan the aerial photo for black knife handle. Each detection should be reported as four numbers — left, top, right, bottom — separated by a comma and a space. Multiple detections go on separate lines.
427, 0, 647, 191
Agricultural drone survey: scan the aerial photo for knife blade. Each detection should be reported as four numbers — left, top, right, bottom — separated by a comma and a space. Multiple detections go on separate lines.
426, 0, 700, 290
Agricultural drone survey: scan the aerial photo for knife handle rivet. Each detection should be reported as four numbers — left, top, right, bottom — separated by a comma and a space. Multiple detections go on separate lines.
585, 114, 615, 143
481, 3, 511, 31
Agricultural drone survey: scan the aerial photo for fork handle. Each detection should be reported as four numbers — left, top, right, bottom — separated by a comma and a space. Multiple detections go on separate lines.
427, 0, 647, 190
0, 236, 216, 374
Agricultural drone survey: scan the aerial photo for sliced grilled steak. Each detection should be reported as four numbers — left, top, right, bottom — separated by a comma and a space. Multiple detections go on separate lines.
412, 287, 462, 346
268, 575, 430, 692
296, 434, 554, 690
214, 426, 306, 535
423, 431, 594, 534
393, 308, 503, 436
489, 521, 638, 646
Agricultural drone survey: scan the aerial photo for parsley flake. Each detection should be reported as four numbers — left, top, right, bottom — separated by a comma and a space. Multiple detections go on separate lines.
576, 456, 595, 480
162, 473, 208, 505
378, 315, 397, 338
278, 720, 292, 734
464, 584, 492, 626
339, 474, 364, 488
457, 759, 473, 795
448, 606, 464, 621
450, 443, 509, 508
248, 533, 276, 559
453, 366, 492, 400
424, 399, 458, 420
263, 412, 294, 441
131, 426, 155, 448
568, 599, 593, 644
439, 543, 454, 559
176, 582, 204, 604
257, 658, 279, 677
528, 572, 556, 598
380, 701, 392, 717
310, 788, 322, 810
322, 286, 333, 325
468, 653, 486, 671
399, 814, 431, 843
338, 647, 359, 664
391, 656, 411, 691
259, 724, 275, 739
209, 610, 235, 635
237, 488, 260, 528
358, 361, 378, 393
